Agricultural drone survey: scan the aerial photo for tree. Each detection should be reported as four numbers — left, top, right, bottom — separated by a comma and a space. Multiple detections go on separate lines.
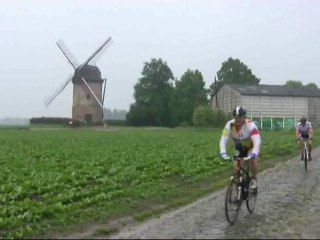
306, 82, 318, 88
208, 57, 260, 100
285, 80, 303, 88
126, 58, 174, 126
170, 69, 208, 125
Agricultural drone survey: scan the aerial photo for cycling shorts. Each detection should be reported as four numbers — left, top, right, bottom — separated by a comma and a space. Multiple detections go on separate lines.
234, 142, 253, 159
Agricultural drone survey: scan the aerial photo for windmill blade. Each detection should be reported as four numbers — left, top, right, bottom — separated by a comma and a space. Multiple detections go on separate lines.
78, 37, 112, 71
102, 78, 107, 107
88, 38, 113, 65
45, 75, 73, 107
56, 39, 80, 70
81, 77, 103, 108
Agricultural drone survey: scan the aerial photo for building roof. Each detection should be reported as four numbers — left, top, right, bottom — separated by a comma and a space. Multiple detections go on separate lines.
227, 84, 320, 97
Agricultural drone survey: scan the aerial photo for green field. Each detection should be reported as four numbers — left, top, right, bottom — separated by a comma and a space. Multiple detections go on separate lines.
0, 127, 315, 238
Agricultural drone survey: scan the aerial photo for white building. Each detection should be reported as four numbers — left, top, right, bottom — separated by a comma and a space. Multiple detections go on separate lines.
212, 84, 320, 130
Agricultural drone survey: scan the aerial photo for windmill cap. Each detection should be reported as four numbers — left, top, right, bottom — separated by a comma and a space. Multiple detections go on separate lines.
73, 64, 103, 83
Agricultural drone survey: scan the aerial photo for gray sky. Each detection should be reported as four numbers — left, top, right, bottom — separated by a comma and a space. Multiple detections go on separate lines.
1, 0, 320, 118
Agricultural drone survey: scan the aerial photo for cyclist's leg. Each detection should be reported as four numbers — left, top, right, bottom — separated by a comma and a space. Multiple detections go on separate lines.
300, 140, 304, 160
308, 138, 312, 160
234, 142, 246, 175
248, 149, 259, 180
251, 159, 259, 180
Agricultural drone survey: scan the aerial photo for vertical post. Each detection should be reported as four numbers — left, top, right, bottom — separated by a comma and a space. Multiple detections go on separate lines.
269, 96, 272, 130
214, 77, 219, 108
250, 96, 252, 119
294, 97, 296, 124
305, 97, 308, 120
260, 96, 262, 130
282, 97, 285, 129
102, 78, 107, 127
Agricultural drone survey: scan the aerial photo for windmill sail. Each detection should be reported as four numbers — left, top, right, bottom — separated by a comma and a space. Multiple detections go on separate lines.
80, 77, 103, 108
45, 75, 73, 107
56, 39, 80, 70
102, 78, 107, 106
77, 37, 112, 71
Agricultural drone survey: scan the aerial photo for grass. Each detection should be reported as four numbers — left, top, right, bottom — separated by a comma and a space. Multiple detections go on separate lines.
0, 127, 317, 238
93, 227, 119, 236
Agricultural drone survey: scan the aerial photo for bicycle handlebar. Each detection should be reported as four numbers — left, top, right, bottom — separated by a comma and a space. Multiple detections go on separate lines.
233, 156, 252, 161
297, 137, 313, 141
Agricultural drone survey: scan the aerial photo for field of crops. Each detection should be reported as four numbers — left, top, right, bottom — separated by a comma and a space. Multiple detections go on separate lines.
0, 127, 315, 237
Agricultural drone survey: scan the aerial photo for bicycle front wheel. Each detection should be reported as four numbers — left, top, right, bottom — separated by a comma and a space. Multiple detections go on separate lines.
225, 180, 242, 225
304, 148, 308, 171
246, 180, 258, 214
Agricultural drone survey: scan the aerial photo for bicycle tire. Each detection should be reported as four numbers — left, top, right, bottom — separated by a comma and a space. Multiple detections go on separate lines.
246, 179, 258, 214
304, 147, 308, 171
225, 180, 242, 225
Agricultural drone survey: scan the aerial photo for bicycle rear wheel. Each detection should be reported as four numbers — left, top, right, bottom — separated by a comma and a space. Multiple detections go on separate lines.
246, 179, 258, 214
225, 180, 242, 225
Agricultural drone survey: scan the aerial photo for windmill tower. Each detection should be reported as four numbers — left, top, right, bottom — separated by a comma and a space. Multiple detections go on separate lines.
45, 37, 112, 124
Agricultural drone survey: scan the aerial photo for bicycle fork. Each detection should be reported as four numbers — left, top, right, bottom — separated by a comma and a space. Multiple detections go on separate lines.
304, 142, 309, 160
237, 171, 243, 201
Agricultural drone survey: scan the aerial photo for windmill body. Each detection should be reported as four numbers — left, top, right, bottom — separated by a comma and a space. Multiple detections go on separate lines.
72, 65, 103, 123
45, 38, 112, 124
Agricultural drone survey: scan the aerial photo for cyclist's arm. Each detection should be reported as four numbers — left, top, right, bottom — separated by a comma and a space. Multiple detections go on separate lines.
250, 123, 261, 155
220, 122, 231, 154
296, 123, 301, 138
309, 123, 313, 138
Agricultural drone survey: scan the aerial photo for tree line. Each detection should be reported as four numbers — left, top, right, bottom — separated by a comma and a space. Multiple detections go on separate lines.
126, 57, 318, 127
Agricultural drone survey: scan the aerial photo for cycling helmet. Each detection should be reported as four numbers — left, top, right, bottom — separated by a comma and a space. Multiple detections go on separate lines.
300, 116, 307, 124
232, 106, 246, 118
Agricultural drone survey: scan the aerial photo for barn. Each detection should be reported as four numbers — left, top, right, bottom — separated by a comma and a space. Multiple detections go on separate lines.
212, 84, 320, 130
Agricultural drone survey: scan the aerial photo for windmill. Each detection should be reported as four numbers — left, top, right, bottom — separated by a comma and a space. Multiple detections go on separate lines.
45, 37, 112, 124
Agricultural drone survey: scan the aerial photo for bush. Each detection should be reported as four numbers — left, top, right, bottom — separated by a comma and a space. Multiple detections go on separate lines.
192, 106, 229, 127
105, 119, 127, 126
192, 105, 215, 127
30, 117, 73, 125
215, 109, 227, 127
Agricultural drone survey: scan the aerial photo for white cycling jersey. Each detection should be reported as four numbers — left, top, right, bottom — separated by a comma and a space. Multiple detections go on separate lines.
220, 119, 261, 156
296, 121, 312, 137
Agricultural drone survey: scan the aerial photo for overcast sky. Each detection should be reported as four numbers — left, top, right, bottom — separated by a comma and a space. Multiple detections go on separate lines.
1, 0, 320, 118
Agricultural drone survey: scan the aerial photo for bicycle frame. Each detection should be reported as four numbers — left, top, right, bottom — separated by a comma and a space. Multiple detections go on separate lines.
235, 157, 252, 180
300, 138, 310, 171
303, 140, 309, 160
225, 156, 257, 225
234, 157, 252, 199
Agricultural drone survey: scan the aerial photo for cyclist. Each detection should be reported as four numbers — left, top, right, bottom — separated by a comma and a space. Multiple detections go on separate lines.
296, 116, 313, 160
219, 106, 261, 189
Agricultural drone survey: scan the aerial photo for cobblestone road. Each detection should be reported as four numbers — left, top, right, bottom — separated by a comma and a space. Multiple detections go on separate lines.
110, 149, 320, 239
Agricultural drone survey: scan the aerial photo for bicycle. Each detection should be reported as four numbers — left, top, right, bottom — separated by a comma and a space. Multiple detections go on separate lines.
225, 156, 258, 225
298, 137, 312, 171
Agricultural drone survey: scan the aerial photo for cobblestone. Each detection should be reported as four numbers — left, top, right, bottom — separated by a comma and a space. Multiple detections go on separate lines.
110, 149, 320, 239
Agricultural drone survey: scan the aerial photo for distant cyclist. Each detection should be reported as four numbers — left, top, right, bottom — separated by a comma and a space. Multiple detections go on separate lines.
219, 106, 261, 189
296, 116, 313, 160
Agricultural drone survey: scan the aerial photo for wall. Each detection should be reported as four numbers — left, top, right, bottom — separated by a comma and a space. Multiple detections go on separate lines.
212, 86, 320, 129
72, 81, 103, 123
241, 95, 310, 130
212, 85, 241, 114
